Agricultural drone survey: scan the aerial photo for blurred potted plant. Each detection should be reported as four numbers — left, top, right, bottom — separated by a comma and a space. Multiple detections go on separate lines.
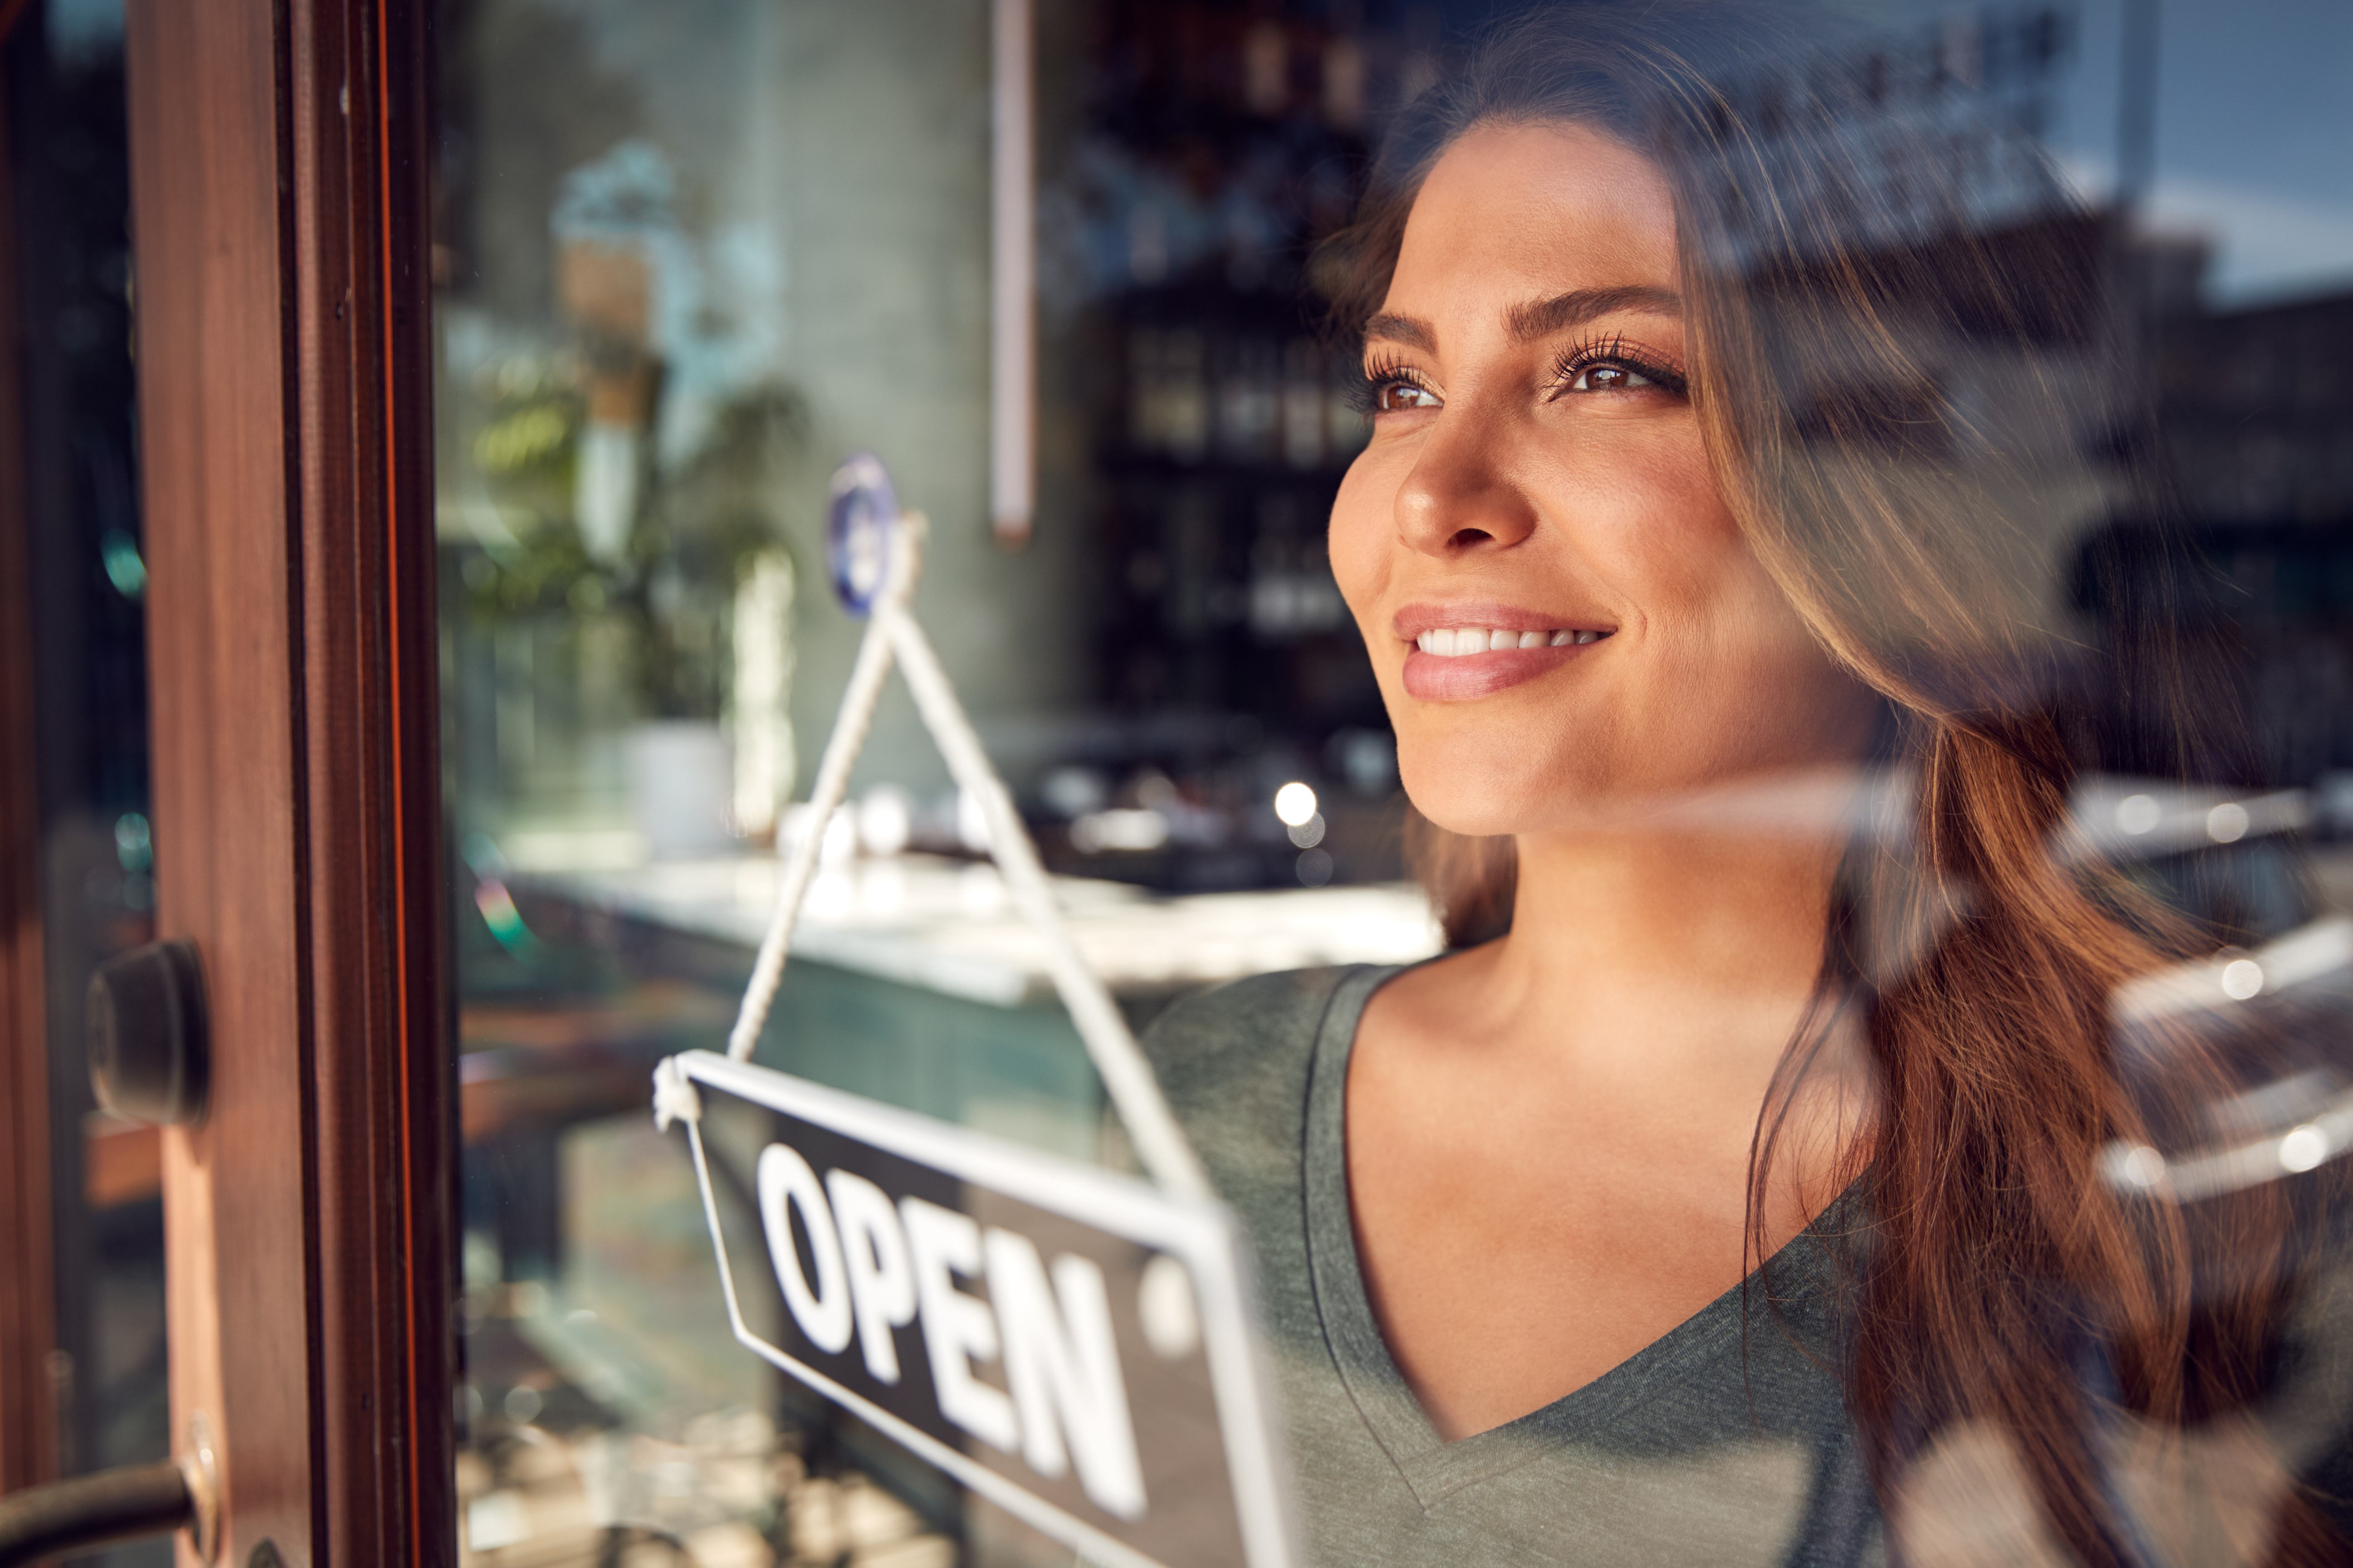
461, 357, 809, 858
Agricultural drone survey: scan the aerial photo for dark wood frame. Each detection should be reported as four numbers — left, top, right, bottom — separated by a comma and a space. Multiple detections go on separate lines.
0, 13, 59, 1496
125, 0, 451, 1560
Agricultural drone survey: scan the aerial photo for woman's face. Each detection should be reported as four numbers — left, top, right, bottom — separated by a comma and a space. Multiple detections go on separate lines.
1330, 121, 1870, 838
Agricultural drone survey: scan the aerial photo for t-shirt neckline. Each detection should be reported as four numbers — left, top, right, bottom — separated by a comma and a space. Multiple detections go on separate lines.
1301, 962, 1851, 1507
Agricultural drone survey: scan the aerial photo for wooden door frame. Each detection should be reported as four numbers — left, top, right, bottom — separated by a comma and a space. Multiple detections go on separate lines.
125, 0, 451, 1561
0, 6, 59, 1496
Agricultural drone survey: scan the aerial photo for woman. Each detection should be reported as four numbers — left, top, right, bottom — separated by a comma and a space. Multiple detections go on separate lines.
1144, 5, 2353, 1564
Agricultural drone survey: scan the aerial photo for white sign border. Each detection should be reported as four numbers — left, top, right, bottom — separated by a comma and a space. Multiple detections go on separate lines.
672, 1048, 1300, 1568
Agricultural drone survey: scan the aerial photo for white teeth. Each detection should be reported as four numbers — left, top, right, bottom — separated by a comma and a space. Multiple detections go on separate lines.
1411, 626, 1610, 656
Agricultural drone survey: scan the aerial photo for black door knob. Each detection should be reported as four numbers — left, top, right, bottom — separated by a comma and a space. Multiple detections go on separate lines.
87, 938, 209, 1126
0, 1459, 196, 1565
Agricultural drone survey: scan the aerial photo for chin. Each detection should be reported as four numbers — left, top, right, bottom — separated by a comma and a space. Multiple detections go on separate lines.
1396, 742, 1596, 839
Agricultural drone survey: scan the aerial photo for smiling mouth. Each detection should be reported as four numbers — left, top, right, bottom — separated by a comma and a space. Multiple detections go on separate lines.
1411, 625, 1612, 655
1396, 618, 1614, 701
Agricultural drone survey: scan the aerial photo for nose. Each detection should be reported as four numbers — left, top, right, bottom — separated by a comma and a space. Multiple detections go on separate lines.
1394, 410, 1538, 558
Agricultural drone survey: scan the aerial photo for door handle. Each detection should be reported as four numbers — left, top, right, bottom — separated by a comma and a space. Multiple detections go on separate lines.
0, 1460, 195, 1565
87, 938, 209, 1125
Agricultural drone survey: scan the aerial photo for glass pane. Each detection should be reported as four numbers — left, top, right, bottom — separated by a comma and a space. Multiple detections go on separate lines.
5, 1, 172, 1561
433, 3, 1434, 1562
434, 1, 2353, 1565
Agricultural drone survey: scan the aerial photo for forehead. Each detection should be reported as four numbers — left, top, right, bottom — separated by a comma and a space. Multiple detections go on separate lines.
1388, 121, 1680, 319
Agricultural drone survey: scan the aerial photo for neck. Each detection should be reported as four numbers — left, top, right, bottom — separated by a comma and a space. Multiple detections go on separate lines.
1474, 808, 1846, 1090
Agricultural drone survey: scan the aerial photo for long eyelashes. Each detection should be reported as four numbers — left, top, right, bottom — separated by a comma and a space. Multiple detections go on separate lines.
1546, 332, 1689, 398
1352, 336, 1690, 416
1349, 354, 1436, 415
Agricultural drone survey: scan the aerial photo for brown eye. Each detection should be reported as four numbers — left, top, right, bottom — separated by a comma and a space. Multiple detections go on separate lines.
1376, 380, 1439, 412
1569, 362, 1654, 393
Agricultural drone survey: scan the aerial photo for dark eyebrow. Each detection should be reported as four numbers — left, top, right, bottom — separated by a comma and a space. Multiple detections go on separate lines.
1363, 287, 1681, 357
1362, 312, 1436, 352
1507, 285, 1681, 343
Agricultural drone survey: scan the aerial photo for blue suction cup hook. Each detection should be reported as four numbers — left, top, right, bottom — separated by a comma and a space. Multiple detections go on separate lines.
827, 452, 899, 616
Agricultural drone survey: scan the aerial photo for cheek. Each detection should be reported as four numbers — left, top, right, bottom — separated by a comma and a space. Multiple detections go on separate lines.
1532, 432, 1855, 762
1328, 448, 1401, 629
1537, 428, 1826, 689
1592, 455, 1860, 754
1548, 430, 1745, 611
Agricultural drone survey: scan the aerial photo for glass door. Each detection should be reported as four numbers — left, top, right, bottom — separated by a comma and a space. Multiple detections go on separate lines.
433, 5, 1101, 1561
32, 1, 2353, 1565
426, 1, 1445, 1562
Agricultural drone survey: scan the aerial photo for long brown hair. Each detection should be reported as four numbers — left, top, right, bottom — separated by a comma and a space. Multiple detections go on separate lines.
1323, 5, 2343, 1561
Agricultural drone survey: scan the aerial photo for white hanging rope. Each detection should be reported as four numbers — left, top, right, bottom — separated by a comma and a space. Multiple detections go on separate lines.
883, 596, 1211, 1202
718, 515, 1211, 1203
722, 525, 916, 1062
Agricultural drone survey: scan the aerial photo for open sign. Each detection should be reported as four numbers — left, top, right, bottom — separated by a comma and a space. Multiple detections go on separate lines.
663, 1050, 1297, 1568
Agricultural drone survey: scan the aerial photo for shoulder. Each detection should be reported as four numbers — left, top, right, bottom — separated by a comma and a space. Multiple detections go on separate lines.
1141, 967, 1360, 1103
1140, 968, 1375, 1257
1138, 967, 1376, 1176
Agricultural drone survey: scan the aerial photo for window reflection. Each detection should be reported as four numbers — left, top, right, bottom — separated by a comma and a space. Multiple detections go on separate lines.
433, 0, 2353, 1563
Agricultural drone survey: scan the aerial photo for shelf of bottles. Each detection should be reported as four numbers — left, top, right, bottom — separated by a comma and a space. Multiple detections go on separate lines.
1044, 1, 1474, 889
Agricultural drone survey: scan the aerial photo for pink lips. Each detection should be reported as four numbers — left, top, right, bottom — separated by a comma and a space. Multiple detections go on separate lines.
1393, 602, 1612, 702
1403, 640, 1596, 700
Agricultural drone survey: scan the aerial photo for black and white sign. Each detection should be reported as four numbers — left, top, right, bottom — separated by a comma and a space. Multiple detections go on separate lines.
667, 1050, 1297, 1568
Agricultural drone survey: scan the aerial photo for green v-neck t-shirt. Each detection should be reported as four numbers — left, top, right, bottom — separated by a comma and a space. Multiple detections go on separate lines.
1139, 964, 1885, 1568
